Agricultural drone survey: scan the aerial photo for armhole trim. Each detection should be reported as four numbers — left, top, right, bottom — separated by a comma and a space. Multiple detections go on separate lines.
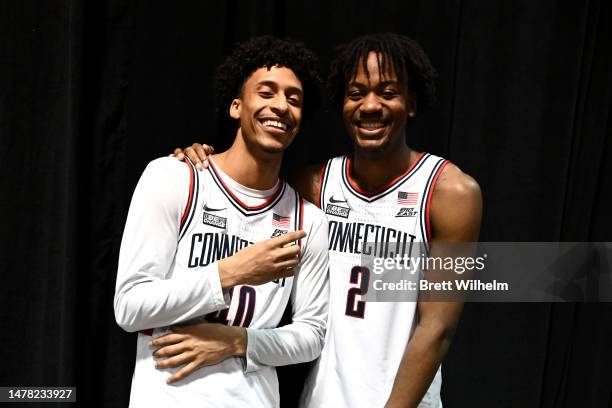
316, 162, 326, 209
294, 191, 305, 256
180, 160, 195, 227
425, 160, 450, 241
319, 159, 333, 209
179, 159, 199, 241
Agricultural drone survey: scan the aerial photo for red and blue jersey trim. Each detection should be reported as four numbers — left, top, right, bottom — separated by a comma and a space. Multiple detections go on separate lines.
341, 152, 428, 202
207, 160, 286, 216
179, 158, 200, 242
419, 158, 450, 244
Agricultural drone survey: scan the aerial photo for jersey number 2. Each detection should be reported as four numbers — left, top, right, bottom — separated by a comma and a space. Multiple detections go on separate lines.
345, 266, 370, 318
206, 286, 256, 327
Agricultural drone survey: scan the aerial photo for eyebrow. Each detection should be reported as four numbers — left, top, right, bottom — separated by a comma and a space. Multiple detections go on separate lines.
256, 81, 303, 95
348, 79, 401, 88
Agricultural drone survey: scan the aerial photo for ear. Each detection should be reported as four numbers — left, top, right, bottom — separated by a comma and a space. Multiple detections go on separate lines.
229, 98, 241, 119
408, 94, 417, 117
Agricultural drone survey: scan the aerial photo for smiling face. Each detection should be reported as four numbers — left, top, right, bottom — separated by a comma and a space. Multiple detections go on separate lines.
343, 51, 416, 155
230, 65, 303, 155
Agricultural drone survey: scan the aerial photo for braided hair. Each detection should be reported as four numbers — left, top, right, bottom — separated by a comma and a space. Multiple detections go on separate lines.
328, 33, 437, 113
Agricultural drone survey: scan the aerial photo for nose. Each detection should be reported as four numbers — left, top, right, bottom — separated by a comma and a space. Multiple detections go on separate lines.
270, 94, 289, 114
360, 92, 382, 114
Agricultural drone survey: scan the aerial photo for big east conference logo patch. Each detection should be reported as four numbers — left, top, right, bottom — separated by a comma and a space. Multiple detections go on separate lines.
202, 204, 227, 229
325, 195, 350, 218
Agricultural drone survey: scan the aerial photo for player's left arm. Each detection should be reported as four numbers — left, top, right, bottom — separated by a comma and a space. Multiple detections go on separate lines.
243, 205, 330, 371
385, 163, 482, 408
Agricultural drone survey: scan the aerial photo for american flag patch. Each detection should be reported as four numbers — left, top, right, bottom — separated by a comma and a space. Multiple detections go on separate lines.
272, 213, 291, 228
397, 191, 419, 205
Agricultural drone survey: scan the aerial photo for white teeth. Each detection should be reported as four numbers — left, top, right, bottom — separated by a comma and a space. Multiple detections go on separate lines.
360, 122, 384, 129
262, 120, 288, 131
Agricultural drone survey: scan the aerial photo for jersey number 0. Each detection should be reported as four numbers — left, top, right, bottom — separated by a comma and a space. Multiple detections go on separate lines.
206, 286, 256, 327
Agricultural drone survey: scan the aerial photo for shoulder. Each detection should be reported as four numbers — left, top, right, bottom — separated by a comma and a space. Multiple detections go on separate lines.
432, 162, 481, 202
289, 162, 327, 207
134, 157, 195, 211
429, 162, 482, 241
142, 157, 199, 192
144, 157, 193, 179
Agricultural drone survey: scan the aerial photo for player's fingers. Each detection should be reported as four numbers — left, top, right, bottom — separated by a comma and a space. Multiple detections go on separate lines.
173, 148, 185, 161
276, 247, 300, 261
273, 230, 306, 247
166, 361, 201, 384
152, 342, 188, 358
182, 146, 203, 170
194, 144, 211, 158
149, 333, 184, 348
193, 144, 211, 169
275, 245, 301, 261
202, 143, 215, 154
276, 259, 299, 273
155, 351, 194, 370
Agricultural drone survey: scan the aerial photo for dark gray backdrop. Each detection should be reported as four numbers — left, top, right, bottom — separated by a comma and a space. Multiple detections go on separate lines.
1, 0, 611, 406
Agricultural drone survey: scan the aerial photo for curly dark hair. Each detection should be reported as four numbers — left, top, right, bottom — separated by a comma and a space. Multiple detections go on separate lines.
213, 36, 322, 126
328, 33, 438, 113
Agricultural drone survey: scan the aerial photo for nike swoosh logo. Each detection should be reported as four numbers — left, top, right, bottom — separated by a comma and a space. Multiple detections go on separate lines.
203, 204, 226, 212
329, 195, 348, 204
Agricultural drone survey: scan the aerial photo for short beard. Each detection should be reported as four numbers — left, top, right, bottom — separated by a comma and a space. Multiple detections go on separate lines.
353, 134, 399, 157
260, 145, 286, 155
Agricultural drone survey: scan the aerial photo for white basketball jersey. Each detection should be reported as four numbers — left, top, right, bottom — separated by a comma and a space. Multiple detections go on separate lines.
116, 157, 329, 408
300, 153, 448, 408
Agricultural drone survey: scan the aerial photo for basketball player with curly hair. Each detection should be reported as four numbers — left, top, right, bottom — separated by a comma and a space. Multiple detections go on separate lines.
115, 36, 330, 407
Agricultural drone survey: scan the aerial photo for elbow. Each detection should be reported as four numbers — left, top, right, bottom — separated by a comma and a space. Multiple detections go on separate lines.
438, 326, 457, 351
315, 320, 326, 354
311, 329, 325, 360
115, 317, 140, 333
113, 292, 142, 333
307, 318, 327, 361
313, 334, 325, 359
420, 321, 457, 352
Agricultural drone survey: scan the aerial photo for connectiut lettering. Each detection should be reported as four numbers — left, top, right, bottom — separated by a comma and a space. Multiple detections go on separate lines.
188, 232, 253, 267
328, 220, 416, 257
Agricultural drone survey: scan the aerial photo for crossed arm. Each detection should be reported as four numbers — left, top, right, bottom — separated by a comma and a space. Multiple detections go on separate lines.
116, 156, 328, 383
149, 207, 330, 384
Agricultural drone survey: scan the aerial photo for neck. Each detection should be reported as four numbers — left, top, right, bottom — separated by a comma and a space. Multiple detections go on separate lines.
351, 142, 417, 192
212, 129, 283, 190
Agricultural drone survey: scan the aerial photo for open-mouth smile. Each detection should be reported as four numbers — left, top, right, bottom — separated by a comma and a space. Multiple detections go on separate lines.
355, 119, 388, 136
259, 117, 291, 133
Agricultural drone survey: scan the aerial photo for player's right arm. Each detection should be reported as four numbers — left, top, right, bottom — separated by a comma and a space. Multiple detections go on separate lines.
114, 158, 304, 332
172, 143, 325, 207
